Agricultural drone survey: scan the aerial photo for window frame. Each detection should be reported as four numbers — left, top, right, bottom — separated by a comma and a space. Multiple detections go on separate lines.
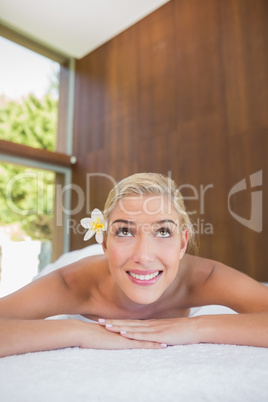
0, 22, 76, 260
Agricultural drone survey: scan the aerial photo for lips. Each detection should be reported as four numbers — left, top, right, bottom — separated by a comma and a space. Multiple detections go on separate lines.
126, 270, 163, 285
128, 271, 160, 280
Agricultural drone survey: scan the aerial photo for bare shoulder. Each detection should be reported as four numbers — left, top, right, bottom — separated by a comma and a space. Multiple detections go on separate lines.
182, 254, 268, 313
0, 254, 108, 319
181, 253, 215, 289
60, 254, 109, 296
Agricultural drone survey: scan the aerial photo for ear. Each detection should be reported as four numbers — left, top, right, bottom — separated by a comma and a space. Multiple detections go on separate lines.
179, 230, 189, 259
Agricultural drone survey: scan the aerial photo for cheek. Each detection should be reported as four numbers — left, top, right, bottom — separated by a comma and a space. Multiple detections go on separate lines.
106, 241, 129, 266
161, 245, 181, 269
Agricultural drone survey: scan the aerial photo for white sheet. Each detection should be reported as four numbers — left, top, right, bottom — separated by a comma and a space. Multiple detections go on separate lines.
1, 246, 268, 401
1, 343, 268, 402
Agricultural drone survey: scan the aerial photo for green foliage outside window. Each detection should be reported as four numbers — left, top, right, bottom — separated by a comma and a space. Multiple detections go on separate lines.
0, 93, 58, 240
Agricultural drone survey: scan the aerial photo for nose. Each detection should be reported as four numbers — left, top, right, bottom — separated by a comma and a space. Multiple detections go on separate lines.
133, 236, 155, 265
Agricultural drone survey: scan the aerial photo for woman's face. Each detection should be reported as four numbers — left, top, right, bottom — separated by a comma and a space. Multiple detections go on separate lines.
103, 194, 188, 305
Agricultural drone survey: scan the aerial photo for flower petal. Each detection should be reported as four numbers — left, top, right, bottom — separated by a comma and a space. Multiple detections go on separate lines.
95, 230, 104, 244
81, 209, 107, 243
91, 208, 104, 220
80, 218, 93, 229
99, 219, 107, 231
84, 228, 96, 241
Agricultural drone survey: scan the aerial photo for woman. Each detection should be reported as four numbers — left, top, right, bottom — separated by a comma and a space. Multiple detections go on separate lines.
0, 172, 268, 357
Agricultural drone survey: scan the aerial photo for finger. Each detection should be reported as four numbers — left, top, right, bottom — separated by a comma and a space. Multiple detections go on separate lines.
104, 324, 158, 333
100, 326, 167, 349
122, 339, 167, 350
119, 330, 165, 343
98, 318, 151, 327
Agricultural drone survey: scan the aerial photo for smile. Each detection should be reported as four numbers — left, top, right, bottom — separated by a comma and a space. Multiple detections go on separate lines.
127, 271, 162, 281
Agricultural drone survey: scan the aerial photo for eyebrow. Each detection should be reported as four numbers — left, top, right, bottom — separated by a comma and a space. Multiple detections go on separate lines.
111, 219, 135, 225
111, 219, 178, 226
157, 219, 178, 227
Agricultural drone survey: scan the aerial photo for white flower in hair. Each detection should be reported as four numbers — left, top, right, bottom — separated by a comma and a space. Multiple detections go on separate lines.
80, 208, 107, 244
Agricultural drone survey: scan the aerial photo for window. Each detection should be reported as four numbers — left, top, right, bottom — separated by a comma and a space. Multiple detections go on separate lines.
0, 36, 59, 151
0, 25, 74, 295
0, 163, 55, 296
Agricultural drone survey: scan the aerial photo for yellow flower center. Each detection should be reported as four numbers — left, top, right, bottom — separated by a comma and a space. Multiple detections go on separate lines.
92, 218, 104, 231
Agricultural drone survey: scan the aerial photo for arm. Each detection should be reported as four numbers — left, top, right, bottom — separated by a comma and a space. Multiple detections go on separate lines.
0, 317, 163, 357
0, 317, 82, 357
0, 260, 162, 356
0, 268, 85, 356
190, 260, 268, 347
196, 312, 268, 347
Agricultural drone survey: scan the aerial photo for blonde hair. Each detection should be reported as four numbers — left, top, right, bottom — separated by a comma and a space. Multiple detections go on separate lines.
104, 172, 196, 253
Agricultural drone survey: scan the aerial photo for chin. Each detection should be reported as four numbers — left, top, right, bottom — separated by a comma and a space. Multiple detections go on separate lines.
124, 288, 163, 306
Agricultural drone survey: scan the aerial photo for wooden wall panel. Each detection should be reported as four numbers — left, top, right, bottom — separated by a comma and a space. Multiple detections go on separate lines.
71, 0, 268, 281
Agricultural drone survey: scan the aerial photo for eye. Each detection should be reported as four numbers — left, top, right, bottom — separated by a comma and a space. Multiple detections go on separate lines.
116, 227, 133, 237
155, 228, 172, 238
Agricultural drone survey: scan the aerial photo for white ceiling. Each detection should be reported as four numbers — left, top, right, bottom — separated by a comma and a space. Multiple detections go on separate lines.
0, 0, 170, 59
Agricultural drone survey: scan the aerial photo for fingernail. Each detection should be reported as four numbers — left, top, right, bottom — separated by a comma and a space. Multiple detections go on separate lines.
98, 319, 106, 323
106, 324, 113, 328
161, 343, 167, 348
120, 331, 127, 335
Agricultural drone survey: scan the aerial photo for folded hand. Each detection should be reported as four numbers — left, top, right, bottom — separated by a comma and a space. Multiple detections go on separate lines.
98, 317, 199, 346
80, 322, 166, 350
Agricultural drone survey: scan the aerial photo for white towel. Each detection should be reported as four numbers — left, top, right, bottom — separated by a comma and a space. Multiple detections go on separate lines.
1, 342, 268, 402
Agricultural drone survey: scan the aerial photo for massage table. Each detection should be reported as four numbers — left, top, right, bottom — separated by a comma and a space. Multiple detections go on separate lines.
1, 245, 268, 401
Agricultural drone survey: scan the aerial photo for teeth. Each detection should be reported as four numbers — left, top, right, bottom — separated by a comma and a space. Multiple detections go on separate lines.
128, 271, 160, 281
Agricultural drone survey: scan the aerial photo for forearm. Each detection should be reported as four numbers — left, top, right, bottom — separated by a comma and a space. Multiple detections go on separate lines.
196, 313, 268, 347
0, 318, 84, 357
